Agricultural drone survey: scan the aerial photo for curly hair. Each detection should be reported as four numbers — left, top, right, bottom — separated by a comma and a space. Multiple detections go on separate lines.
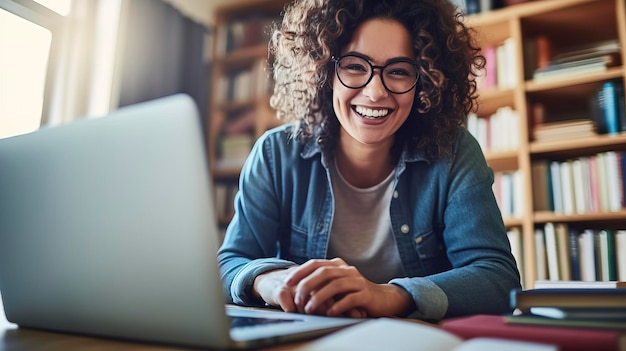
269, 0, 484, 161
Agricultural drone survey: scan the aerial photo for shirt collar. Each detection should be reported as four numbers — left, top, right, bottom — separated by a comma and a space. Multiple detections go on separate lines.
300, 128, 431, 165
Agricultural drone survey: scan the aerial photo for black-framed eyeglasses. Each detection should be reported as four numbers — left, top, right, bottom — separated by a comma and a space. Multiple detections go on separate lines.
331, 54, 419, 94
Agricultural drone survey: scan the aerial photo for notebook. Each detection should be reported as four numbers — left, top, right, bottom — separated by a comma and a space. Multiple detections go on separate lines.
0, 94, 361, 349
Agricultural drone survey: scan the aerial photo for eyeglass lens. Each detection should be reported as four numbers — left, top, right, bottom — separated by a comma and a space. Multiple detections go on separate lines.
335, 55, 418, 94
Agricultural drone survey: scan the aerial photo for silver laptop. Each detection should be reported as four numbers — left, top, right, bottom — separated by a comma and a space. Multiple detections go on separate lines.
0, 94, 361, 349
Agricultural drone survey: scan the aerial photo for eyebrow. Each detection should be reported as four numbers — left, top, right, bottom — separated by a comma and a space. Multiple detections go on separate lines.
342, 51, 415, 64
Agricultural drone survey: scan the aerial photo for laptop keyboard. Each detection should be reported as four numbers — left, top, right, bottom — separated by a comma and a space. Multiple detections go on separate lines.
230, 316, 302, 328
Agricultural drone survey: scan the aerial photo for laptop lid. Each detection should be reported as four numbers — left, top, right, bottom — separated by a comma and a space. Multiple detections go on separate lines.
0, 94, 359, 349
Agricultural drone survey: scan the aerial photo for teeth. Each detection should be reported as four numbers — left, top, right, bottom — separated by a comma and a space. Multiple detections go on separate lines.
355, 105, 389, 119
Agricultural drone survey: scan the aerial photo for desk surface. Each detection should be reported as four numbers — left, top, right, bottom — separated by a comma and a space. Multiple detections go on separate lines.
0, 293, 309, 351
0, 295, 433, 350
0, 306, 311, 351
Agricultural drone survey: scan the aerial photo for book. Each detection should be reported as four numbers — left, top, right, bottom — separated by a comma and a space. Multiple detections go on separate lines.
533, 119, 597, 142
551, 39, 620, 65
596, 230, 617, 281
478, 45, 497, 90
523, 35, 551, 80
507, 313, 626, 331
533, 53, 620, 82
534, 280, 626, 289
605, 151, 623, 212
555, 223, 571, 281
529, 306, 626, 322
578, 230, 597, 282
560, 161, 575, 215
568, 228, 581, 281
596, 153, 610, 212
549, 161, 563, 213
531, 160, 550, 211
534, 228, 547, 281
571, 159, 586, 214
592, 81, 623, 135
508, 227, 524, 278
617, 230, 626, 281
616, 81, 626, 132
532, 60, 608, 81
543, 222, 560, 280
588, 156, 601, 213
299, 317, 556, 351
510, 288, 626, 313
441, 314, 625, 351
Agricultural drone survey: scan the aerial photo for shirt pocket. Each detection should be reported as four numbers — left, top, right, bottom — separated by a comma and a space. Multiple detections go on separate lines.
413, 230, 451, 274
286, 224, 309, 263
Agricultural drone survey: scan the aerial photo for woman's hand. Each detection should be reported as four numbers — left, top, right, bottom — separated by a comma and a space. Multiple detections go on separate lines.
284, 258, 414, 318
252, 266, 367, 317
253, 268, 299, 313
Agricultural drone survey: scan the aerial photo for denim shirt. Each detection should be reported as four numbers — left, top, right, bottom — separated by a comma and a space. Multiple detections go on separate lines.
217, 123, 521, 321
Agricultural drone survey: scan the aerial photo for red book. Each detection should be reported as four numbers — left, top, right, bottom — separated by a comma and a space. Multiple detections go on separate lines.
483, 45, 497, 89
440, 314, 626, 351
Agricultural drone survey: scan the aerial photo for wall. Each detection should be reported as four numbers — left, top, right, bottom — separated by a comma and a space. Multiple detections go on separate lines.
165, 0, 271, 27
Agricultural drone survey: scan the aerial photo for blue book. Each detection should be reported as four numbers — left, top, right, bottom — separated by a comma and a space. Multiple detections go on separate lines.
617, 80, 626, 131
621, 152, 626, 209
602, 81, 619, 134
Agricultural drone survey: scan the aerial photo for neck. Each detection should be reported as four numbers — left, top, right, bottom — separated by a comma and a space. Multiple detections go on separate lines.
335, 133, 396, 188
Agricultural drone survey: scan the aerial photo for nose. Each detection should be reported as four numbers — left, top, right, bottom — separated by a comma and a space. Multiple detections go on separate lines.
362, 70, 388, 101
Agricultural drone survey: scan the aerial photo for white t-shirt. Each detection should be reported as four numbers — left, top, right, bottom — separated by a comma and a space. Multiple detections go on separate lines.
327, 159, 404, 284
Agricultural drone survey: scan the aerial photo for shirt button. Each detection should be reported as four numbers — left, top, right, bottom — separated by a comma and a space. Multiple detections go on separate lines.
401, 224, 410, 234
393, 191, 399, 199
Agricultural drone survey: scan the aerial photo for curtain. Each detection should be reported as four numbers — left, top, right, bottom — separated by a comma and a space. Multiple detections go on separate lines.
116, 0, 211, 134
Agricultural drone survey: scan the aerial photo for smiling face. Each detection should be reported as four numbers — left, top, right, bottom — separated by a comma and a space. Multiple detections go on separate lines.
332, 18, 416, 151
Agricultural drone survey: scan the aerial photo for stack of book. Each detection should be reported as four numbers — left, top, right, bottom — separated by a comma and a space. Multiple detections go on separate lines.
533, 119, 597, 142
441, 287, 626, 351
532, 40, 621, 82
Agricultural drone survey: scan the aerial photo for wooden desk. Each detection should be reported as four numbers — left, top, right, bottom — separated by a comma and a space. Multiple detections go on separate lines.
0, 298, 304, 351
0, 298, 432, 350
0, 321, 305, 351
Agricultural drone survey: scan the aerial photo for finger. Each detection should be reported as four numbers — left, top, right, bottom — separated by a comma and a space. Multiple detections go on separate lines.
285, 258, 346, 286
309, 297, 335, 316
344, 307, 367, 318
303, 277, 361, 314
275, 286, 298, 313
327, 291, 368, 317
294, 266, 354, 309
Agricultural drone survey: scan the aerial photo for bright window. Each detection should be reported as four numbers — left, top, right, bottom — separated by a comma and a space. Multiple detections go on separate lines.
33, 0, 71, 16
0, 9, 52, 139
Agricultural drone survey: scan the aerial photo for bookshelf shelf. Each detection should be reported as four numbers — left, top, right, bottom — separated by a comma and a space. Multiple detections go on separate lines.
217, 44, 269, 70
218, 98, 265, 113
477, 89, 516, 115
484, 149, 519, 172
534, 210, 626, 225
503, 217, 524, 227
525, 67, 625, 92
530, 133, 626, 157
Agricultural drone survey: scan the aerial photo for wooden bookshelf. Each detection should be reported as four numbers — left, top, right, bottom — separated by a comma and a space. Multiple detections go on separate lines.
208, 0, 290, 228
467, 0, 626, 288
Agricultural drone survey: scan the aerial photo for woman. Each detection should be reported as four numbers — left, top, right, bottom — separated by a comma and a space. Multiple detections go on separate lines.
217, 0, 521, 321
